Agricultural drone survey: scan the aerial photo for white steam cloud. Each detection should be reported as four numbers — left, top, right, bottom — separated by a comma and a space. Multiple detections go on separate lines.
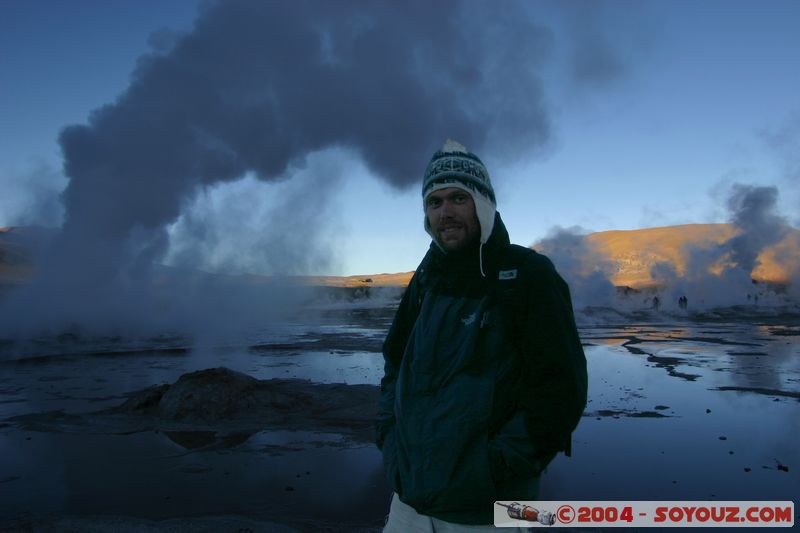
0, 1, 633, 340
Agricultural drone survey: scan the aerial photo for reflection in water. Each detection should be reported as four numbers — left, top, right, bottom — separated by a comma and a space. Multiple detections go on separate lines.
542, 343, 798, 502
163, 431, 254, 451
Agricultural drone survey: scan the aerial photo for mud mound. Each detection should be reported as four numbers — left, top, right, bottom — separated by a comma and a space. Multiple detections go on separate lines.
9, 367, 380, 442
120, 367, 263, 422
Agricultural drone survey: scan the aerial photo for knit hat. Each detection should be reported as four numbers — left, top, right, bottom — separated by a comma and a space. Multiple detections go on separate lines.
422, 139, 497, 245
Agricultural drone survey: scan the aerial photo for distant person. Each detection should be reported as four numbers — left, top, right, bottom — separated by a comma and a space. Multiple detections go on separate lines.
376, 140, 587, 531
652, 296, 660, 311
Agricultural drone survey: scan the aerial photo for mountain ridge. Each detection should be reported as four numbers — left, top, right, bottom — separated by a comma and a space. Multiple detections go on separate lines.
2, 223, 798, 289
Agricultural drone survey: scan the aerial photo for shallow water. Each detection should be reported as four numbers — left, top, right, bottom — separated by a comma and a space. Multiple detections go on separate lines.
1, 306, 798, 529
543, 341, 798, 502
1, 429, 387, 528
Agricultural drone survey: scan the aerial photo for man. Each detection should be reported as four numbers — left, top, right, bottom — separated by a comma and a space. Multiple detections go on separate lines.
377, 140, 587, 531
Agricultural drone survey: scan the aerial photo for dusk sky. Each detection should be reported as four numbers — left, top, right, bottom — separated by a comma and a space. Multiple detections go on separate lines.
2, 0, 799, 277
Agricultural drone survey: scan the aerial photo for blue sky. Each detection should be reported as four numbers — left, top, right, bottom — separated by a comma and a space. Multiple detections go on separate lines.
1, 0, 799, 276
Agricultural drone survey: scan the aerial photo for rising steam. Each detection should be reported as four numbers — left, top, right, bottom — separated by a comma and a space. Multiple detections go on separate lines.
3, 1, 619, 338
651, 184, 793, 309
539, 184, 799, 312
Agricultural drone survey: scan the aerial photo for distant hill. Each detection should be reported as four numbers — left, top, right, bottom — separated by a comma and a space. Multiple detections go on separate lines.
1, 223, 798, 290
0, 226, 55, 286
0, 226, 416, 289
306, 272, 414, 288
581, 223, 800, 288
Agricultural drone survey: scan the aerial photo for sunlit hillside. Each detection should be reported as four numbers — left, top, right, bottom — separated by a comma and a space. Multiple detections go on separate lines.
583, 223, 800, 288
2, 224, 798, 290
0, 227, 41, 286
307, 272, 414, 288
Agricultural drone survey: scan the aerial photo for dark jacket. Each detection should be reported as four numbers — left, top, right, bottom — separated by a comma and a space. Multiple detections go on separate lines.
376, 212, 587, 525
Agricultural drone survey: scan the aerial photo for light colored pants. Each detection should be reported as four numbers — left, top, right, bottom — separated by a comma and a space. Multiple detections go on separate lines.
383, 493, 532, 532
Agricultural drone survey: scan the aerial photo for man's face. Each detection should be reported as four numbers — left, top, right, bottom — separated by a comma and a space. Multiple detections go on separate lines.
425, 187, 480, 252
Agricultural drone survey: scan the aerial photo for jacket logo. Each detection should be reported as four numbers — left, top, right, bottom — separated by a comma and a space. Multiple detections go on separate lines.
461, 312, 477, 326
498, 269, 518, 280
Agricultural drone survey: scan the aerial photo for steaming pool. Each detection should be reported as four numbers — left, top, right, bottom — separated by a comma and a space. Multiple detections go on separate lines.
1, 303, 798, 531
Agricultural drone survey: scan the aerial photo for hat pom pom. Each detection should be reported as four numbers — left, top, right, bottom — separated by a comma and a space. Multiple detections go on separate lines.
441, 139, 468, 153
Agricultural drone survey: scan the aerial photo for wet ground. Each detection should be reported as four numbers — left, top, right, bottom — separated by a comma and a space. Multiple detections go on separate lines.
1, 302, 798, 531
544, 317, 798, 504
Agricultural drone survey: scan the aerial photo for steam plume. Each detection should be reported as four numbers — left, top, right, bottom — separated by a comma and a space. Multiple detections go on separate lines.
536, 184, 798, 312
533, 226, 617, 308
652, 184, 792, 308
2, 0, 589, 337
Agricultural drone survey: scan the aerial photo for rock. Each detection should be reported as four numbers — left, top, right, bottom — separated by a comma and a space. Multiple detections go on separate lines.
11, 367, 380, 444
118, 384, 170, 414
158, 368, 260, 422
